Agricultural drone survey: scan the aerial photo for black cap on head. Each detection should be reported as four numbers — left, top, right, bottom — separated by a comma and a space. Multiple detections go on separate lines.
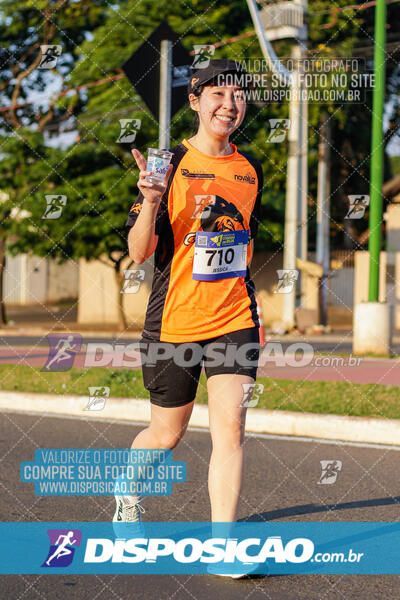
187, 58, 253, 96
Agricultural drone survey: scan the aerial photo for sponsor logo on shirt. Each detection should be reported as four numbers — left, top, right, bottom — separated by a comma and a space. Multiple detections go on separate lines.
181, 168, 215, 179
129, 201, 142, 214
234, 172, 255, 184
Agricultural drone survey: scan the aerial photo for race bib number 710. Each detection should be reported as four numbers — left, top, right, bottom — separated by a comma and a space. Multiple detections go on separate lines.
192, 230, 249, 281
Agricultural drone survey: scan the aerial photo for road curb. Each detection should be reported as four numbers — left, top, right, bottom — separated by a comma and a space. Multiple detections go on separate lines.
0, 390, 399, 446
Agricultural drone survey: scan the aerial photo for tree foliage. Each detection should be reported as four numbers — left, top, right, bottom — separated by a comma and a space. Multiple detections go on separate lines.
1, 0, 400, 328
63, 0, 400, 251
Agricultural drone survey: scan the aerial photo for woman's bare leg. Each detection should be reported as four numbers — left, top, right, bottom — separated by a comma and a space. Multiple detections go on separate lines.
131, 401, 194, 450
207, 374, 253, 522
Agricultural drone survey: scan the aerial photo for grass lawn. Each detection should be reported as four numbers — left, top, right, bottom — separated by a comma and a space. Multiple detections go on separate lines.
0, 364, 398, 420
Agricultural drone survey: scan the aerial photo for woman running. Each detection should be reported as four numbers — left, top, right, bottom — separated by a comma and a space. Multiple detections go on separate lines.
116, 59, 263, 577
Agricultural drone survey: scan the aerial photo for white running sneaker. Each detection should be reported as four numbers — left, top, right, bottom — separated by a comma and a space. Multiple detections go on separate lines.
112, 474, 145, 536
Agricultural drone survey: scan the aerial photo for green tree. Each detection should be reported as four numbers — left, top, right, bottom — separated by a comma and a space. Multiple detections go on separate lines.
0, 131, 55, 322
3, 0, 400, 331
0, 0, 109, 131
64, 0, 400, 254
0, 0, 110, 324
1, 129, 137, 329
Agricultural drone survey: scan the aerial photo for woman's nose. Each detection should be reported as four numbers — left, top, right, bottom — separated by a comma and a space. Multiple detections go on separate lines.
222, 92, 235, 109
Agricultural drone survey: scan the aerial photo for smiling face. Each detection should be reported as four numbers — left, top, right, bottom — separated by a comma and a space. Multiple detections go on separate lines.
189, 84, 247, 140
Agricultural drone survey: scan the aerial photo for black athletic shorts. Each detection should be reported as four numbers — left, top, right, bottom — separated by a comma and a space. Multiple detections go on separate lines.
139, 327, 260, 408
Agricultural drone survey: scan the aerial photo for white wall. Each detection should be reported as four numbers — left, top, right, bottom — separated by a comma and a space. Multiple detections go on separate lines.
3, 254, 79, 304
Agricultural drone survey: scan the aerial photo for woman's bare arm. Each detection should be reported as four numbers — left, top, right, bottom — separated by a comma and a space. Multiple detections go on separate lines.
128, 148, 173, 264
128, 200, 160, 263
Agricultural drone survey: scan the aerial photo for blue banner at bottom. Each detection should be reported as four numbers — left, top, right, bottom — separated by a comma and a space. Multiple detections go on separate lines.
1, 522, 400, 574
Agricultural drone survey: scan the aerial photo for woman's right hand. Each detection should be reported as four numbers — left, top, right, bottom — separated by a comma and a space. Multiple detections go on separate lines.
131, 148, 173, 205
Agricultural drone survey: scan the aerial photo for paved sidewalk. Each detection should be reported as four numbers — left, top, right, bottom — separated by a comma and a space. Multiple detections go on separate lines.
258, 355, 400, 385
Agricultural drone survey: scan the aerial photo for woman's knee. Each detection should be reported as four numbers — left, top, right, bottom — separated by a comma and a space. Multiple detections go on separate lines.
147, 400, 193, 449
149, 426, 186, 449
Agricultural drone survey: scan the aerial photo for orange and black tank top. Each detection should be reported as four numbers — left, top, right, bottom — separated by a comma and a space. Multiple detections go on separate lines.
125, 138, 263, 342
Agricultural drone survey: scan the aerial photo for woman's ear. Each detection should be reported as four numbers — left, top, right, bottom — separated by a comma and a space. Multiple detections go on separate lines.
188, 93, 199, 112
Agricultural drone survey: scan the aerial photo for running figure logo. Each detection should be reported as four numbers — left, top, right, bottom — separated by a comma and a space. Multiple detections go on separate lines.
42, 334, 82, 372
317, 460, 343, 484
267, 119, 291, 143
192, 45, 215, 69
191, 195, 215, 220
38, 45, 62, 69
85, 386, 110, 411
239, 383, 264, 408
274, 270, 299, 294
42, 529, 82, 567
121, 269, 146, 294
117, 119, 141, 143
345, 195, 370, 219
42, 195, 67, 219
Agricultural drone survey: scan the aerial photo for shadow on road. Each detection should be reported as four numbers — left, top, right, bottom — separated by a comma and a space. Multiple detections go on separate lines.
242, 495, 400, 521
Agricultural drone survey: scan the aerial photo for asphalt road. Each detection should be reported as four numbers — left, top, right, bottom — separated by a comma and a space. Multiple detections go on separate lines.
1, 411, 400, 599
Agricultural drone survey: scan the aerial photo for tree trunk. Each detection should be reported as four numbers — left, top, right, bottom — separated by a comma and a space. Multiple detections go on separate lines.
0, 238, 7, 326
115, 266, 127, 332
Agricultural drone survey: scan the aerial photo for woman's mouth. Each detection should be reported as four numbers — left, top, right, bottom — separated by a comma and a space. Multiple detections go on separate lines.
214, 114, 235, 124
